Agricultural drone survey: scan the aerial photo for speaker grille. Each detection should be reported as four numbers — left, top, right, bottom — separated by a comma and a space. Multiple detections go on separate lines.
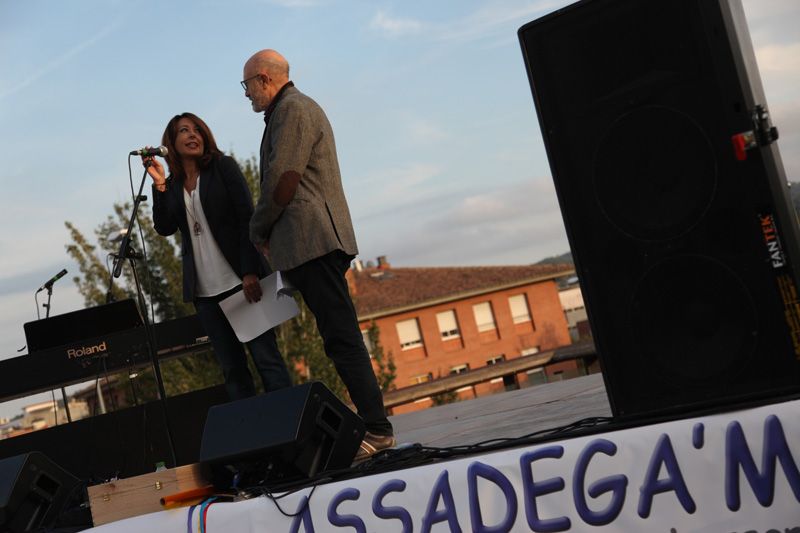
594, 106, 717, 241
631, 255, 758, 384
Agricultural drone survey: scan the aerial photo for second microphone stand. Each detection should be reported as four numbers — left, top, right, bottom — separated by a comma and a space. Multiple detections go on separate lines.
41, 285, 73, 424
109, 160, 177, 468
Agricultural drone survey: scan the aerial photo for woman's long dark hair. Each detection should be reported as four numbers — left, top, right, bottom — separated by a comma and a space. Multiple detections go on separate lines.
161, 112, 223, 181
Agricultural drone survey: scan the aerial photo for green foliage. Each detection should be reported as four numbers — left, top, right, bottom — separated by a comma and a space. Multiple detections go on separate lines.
367, 320, 396, 393
64, 203, 192, 320
277, 295, 347, 400
431, 389, 459, 406
237, 154, 260, 197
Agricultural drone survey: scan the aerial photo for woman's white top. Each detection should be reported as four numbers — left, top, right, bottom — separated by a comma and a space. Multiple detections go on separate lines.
184, 176, 241, 297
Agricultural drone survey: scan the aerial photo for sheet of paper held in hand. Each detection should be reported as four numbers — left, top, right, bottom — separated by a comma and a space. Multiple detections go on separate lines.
218, 272, 299, 342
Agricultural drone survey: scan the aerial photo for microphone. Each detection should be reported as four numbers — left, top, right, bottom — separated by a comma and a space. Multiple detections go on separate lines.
130, 146, 168, 157
37, 269, 68, 293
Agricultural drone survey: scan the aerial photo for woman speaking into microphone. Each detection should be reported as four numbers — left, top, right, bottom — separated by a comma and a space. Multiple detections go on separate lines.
143, 112, 292, 399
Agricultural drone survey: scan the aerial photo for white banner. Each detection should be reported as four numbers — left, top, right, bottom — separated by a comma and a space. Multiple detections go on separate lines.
89, 398, 800, 532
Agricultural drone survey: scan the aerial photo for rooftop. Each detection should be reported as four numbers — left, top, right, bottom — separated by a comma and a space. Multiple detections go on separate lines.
349, 262, 575, 319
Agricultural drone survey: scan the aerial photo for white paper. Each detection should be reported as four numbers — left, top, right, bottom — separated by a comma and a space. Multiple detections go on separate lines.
218, 272, 300, 343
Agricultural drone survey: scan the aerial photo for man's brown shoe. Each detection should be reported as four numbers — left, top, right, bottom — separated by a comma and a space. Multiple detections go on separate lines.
353, 432, 396, 463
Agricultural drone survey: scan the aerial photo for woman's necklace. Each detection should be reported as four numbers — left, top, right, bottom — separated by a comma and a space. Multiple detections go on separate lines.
185, 175, 202, 236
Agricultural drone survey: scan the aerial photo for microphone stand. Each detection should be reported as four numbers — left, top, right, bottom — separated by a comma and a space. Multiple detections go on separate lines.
110, 161, 177, 468
42, 285, 73, 424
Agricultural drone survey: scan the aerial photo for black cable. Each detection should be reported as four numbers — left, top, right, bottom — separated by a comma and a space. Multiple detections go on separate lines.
247, 484, 320, 518
219, 415, 615, 512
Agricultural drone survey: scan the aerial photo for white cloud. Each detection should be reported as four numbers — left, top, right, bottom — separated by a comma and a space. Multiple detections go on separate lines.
357, 177, 569, 267
756, 43, 800, 76
437, 0, 561, 43
408, 117, 448, 143
741, 0, 799, 27
368, 0, 562, 44
369, 10, 424, 38
358, 162, 442, 198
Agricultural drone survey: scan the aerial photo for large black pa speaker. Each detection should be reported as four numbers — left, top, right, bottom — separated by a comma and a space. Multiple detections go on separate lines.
199, 382, 365, 488
519, 0, 800, 417
0, 452, 78, 532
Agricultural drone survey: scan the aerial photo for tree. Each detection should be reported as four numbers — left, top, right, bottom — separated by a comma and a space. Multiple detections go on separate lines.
367, 320, 396, 393
65, 203, 192, 319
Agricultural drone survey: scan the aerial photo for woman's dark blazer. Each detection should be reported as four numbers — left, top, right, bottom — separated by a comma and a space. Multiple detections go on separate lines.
152, 155, 269, 302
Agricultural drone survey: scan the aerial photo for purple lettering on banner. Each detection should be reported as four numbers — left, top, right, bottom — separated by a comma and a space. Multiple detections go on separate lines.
692, 423, 704, 450
638, 434, 696, 517
573, 439, 627, 526
467, 462, 518, 533
289, 495, 315, 533
519, 445, 570, 532
421, 470, 463, 533
327, 488, 366, 533
725, 415, 800, 510
372, 479, 413, 533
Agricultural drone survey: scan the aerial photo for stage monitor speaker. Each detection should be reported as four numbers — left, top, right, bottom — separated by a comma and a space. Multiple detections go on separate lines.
199, 382, 366, 489
519, 0, 800, 418
0, 452, 79, 533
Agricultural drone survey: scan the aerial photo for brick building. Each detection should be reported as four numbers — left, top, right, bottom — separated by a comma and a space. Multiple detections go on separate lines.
348, 259, 582, 414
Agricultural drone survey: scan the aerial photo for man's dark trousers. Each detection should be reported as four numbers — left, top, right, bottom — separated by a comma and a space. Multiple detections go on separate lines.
284, 250, 393, 436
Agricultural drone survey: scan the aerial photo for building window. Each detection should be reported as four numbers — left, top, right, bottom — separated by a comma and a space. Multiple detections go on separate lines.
410, 373, 432, 385
508, 294, 532, 324
436, 310, 460, 339
488, 355, 506, 383
472, 302, 496, 332
450, 363, 470, 375
526, 367, 548, 385
361, 329, 374, 358
396, 318, 423, 350
521, 346, 540, 356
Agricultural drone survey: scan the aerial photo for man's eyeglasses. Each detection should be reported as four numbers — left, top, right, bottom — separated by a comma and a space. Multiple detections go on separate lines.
240, 74, 261, 91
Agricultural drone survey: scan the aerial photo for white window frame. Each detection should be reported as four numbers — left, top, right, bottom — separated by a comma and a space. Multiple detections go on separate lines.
410, 373, 432, 385
436, 310, 460, 339
508, 294, 532, 324
472, 302, 496, 332
487, 354, 505, 365
396, 318, 423, 350
488, 355, 506, 383
450, 363, 470, 375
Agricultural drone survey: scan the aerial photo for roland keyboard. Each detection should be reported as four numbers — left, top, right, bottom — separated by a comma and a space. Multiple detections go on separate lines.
1, 301, 209, 402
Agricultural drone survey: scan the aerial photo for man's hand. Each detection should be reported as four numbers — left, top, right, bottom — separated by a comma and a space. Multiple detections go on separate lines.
242, 274, 262, 303
258, 241, 270, 259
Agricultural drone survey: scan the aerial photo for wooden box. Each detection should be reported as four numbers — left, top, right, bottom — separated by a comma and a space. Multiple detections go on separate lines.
87, 463, 210, 526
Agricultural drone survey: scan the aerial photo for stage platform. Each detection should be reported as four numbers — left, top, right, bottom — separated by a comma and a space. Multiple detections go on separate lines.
392, 373, 610, 449
82, 374, 800, 532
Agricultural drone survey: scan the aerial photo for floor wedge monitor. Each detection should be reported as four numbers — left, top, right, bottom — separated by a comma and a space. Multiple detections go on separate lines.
518, 0, 800, 417
199, 382, 366, 489
0, 452, 79, 533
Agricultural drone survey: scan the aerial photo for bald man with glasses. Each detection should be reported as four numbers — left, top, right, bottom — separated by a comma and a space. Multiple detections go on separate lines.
242, 49, 395, 462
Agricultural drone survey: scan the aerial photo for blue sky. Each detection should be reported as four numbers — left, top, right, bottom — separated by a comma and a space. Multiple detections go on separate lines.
0, 0, 798, 416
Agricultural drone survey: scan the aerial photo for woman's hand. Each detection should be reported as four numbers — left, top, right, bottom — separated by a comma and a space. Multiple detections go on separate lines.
242, 274, 262, 303
142, 148, 167, 191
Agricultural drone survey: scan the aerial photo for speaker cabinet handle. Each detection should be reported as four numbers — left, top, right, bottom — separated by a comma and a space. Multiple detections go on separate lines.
732, 105, 779, 161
